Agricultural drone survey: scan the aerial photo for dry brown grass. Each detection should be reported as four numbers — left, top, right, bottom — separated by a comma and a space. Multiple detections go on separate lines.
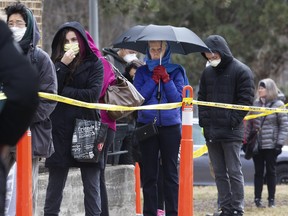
193, 185, 288, 216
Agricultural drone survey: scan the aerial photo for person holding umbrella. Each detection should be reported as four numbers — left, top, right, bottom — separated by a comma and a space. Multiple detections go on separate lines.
133, 40, 185, 216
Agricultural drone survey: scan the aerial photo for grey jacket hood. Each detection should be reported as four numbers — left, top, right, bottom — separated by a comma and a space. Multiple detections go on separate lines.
202, 35, 234, 69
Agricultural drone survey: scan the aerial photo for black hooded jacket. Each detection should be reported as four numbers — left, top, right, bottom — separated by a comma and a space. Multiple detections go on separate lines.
198, 35, 255, 142
46, 21, 103, 168
0, 21, 39, 146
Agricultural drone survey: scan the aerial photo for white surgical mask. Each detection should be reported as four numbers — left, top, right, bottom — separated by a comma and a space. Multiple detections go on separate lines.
10, 27, 27, 42
209, 59, 221, 67
64, 43, 80, 55
123, 53, 138, 63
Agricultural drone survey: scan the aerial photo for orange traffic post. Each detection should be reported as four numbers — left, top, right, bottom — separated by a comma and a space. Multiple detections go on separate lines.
135, 162, 142, 215
16, 129, 32, 216
178, 85, 193, 216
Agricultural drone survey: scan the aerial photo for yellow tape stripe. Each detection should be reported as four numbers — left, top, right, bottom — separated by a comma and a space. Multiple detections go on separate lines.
38, 92, 181, 111
193, 145, 208, 158
244, 103, 288, 120
193, 100, 288, 113
0, 92, 286, 116
0, 93, 6, 100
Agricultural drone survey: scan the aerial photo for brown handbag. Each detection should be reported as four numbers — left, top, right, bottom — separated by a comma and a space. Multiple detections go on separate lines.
104, 66, 144, 120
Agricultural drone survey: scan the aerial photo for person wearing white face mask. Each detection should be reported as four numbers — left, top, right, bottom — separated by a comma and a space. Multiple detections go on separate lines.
102, 46, 140, 168
199, 35, 255, 216
102, 47, 138, 74
4, 3, 57, 216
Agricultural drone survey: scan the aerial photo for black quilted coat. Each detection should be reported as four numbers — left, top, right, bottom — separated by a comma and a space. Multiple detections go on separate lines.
45, 22, 103, 168
198, 35, 255, 143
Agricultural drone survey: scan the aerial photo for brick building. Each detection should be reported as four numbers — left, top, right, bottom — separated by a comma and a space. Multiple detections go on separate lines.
0, 0, 43, 45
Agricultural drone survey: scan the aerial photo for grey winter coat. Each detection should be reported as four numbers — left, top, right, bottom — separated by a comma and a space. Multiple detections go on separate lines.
24, 9, 57, 158
245, 100, 288, 149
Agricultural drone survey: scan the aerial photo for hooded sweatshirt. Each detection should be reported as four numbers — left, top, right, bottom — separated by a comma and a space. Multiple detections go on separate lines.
86, 31, 116, 131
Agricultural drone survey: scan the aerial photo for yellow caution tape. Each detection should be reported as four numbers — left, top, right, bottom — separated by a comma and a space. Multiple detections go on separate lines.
5, 91, 287, 158
38, 92, 181, 111
0, 92, 286, 115
0, 93, 6, 100
193, 145, 208, 158
244, 103, 288, 120
193, 100, 288, 114
182, 97, 193, 105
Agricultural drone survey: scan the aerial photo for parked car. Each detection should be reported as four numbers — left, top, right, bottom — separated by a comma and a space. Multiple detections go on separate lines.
192, 118, 288, 185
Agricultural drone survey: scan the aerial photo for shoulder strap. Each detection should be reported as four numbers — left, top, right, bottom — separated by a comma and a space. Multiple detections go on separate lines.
30, 47, 43, 72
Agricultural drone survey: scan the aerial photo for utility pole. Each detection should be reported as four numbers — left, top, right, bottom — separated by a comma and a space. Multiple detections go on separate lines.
89, 0, 99, 47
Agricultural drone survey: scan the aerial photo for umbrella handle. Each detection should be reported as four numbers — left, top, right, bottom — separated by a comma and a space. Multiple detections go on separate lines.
157, 81, 161, 100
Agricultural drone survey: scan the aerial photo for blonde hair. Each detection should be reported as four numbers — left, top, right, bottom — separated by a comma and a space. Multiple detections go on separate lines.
256, 78, 278, 101
148, 41, 167, 49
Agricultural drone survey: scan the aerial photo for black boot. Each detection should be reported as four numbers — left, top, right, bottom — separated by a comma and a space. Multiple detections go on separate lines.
255, 198, 266, 208
268, 198, 275, 208
231, 209, 244, 216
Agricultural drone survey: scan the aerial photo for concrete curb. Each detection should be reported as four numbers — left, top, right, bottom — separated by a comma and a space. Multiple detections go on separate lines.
37, 165, 136, 216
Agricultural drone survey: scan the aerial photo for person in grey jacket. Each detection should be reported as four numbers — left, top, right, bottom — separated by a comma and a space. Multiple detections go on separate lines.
198, 35, 255, 216
4, 3, 57, 215
245, 78, 288, 208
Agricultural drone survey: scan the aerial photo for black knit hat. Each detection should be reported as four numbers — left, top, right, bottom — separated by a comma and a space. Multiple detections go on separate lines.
259, 81, 266, 88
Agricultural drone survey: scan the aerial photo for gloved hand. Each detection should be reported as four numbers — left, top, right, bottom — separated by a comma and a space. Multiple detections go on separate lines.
275, 144, 282, 156
153, 65, 170, 83
152, 73, 160, 84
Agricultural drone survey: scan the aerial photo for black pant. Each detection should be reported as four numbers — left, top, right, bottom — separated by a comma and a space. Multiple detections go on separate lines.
140, 124, 181, 216
253, 149, 277, 200
0, 157, 6, 216
44, 166, 101, 216
100, 128, 115, 216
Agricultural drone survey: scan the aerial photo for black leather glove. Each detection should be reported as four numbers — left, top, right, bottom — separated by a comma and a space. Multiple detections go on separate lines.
275, 144, 282, 156
242, 144, 247, 153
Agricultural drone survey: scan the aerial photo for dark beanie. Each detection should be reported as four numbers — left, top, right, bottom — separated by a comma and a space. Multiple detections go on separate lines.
259, 81, 266, 88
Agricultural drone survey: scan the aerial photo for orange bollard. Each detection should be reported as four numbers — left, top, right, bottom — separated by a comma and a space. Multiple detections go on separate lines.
178, 85, 193, 216
134, 162, 142, 215
16, 129, 32, 216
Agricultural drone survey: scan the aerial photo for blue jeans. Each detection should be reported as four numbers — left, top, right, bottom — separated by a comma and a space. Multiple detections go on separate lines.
207, 141, 244, 213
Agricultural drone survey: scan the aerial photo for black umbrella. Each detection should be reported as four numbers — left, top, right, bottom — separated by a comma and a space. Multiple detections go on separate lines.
112, 24, 210, 55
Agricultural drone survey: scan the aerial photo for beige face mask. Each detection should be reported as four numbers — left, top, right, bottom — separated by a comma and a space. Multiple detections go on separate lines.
64, 43, 80, 55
